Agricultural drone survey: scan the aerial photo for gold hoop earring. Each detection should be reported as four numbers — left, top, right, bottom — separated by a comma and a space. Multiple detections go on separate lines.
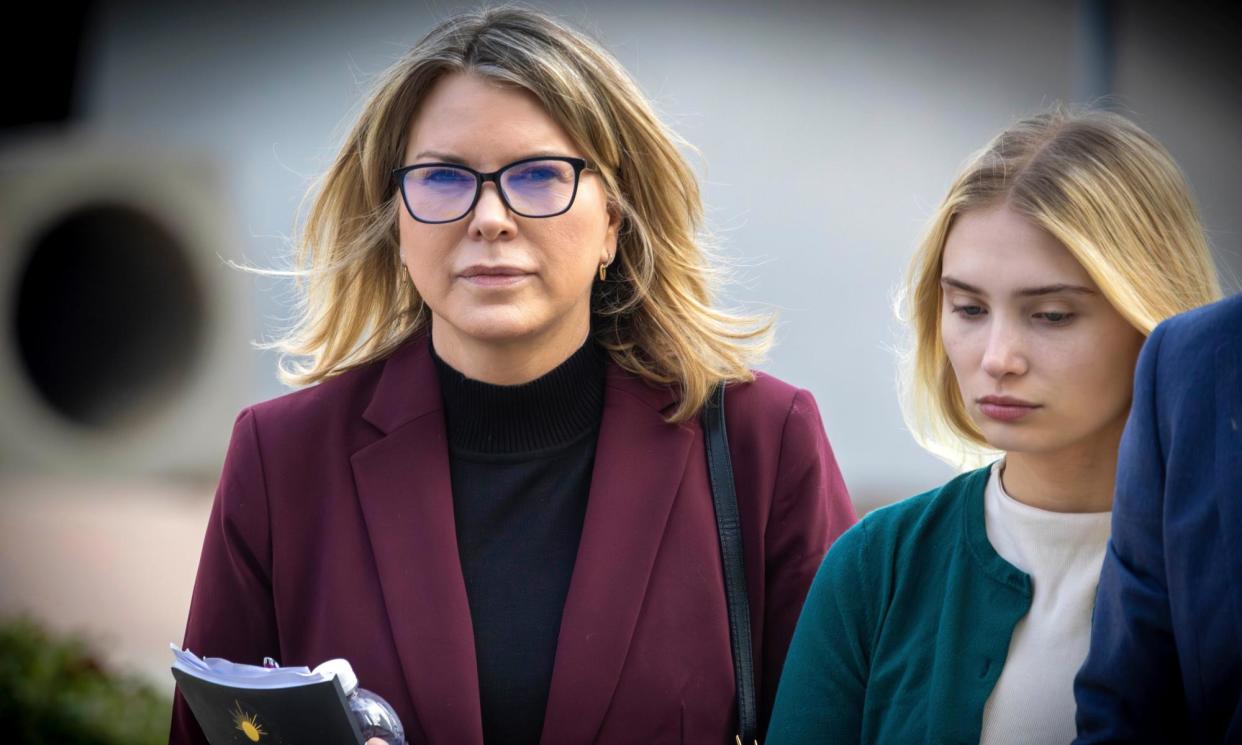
599, 263, 607, 281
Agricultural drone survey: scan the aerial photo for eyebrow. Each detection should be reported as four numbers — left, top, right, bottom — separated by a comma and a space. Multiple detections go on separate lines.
940, 276, 1097, 297
408, 149, 578, 166
412, 150, 469, 165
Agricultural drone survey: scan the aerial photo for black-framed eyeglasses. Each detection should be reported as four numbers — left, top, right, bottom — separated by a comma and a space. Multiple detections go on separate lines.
392, 156, 590, 224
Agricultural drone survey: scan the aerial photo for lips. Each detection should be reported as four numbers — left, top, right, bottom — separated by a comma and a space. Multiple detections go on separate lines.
459, 265, 531, 278
458, 264, 534, 287
977, 395, 1040, 423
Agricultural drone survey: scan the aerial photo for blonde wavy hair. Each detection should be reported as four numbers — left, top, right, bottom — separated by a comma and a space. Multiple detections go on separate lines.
898, 107, 1221, 465
262, 6, 771, 422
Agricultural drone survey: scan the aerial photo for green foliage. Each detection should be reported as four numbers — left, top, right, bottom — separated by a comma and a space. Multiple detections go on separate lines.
0, 616, 170, 745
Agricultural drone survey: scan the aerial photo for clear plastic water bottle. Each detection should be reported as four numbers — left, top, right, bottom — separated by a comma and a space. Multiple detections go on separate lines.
315, 659, 407, 745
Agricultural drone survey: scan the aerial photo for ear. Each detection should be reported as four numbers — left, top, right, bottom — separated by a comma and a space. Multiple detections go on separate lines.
601, 201, 622, 265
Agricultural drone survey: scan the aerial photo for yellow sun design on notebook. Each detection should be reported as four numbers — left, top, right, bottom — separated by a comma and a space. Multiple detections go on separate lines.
230, 700, 266, 742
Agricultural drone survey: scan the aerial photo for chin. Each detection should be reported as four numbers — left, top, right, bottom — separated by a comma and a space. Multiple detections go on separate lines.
974, 420, 1065, 456
445, 306, 548, 343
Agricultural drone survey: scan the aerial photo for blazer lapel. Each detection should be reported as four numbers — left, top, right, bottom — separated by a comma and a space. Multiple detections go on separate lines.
540, 366, 696, 745
350, 335, 484, 745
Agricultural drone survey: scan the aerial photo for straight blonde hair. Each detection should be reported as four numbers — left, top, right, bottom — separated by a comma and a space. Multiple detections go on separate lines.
262, 6, 771, 422
899, 108, 1221, 465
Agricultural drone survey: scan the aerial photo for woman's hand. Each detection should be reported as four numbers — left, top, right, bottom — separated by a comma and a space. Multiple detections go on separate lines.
365, 739, 388, 745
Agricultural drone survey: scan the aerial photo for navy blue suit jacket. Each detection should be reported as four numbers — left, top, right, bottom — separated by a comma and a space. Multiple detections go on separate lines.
1075, 292, 1242, 743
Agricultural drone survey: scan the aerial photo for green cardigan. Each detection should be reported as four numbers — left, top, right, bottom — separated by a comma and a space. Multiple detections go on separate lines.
766, 466, 1033, 745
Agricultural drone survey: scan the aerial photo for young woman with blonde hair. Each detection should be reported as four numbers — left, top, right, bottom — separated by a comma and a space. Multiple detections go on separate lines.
766, 108, 1221, 744
171, 7, 855, 745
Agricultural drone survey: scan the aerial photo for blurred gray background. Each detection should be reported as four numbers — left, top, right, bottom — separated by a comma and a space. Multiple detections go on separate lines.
2, 0, 1239, 691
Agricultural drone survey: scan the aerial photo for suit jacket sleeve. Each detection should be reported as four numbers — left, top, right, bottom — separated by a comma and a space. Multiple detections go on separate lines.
1073, 322, 1190, 743
169, 408, 281, 745
761, 389, 857, 731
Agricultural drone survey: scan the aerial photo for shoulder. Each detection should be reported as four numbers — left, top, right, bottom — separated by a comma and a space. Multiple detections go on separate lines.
249, 358, 384, 427
728, 370, 802, 410
250, 359, 383, 418
807, 467, 989, 609
1148, 292, 1242, 369
1135, 293, 1242, 420
716, 372, 841, 485
723, 371, 823, 440
1161, 291, 1242, 338
853, 467, 989, 555
241, 355, 388, 453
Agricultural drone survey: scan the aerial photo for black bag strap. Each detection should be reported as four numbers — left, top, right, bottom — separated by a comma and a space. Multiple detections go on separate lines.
702, 384, 759, 745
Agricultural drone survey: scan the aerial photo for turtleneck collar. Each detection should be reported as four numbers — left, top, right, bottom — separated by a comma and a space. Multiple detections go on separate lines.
430, 339, 606, 455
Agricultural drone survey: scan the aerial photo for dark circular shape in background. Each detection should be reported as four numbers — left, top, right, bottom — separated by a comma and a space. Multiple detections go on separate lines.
12, 203, 206, 428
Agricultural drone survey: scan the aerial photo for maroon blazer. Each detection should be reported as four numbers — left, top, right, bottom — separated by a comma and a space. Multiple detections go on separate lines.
170, 334, 855, 745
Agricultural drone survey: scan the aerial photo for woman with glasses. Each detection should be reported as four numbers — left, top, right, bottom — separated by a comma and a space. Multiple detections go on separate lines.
765, 109, 1221, 744
170, 8, 855, 745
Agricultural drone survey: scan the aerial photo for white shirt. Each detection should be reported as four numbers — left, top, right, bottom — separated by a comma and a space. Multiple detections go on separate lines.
978, 460, 1112, 745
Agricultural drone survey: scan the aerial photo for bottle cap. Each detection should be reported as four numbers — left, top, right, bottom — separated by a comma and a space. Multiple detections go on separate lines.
313, 658, 358, 695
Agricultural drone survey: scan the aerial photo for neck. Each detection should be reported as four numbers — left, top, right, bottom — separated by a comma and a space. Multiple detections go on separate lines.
1000, 416, 1126, 513
430, 313, 591, 386
431, 336, 604, 454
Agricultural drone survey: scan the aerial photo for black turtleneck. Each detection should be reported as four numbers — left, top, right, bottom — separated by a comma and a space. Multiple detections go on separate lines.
431, 339, 605, 745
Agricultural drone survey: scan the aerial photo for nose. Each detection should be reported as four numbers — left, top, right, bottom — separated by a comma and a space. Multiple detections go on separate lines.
980, 320, 1028, 380
467, 182, 517, 242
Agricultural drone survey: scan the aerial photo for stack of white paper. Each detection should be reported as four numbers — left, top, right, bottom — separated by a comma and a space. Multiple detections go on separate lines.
170, 644, 344, 689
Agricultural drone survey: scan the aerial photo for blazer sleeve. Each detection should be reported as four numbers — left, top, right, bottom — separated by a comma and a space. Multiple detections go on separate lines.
765, 519, 873, 745
169, 407, 281, 745
760, 389, 857, 731
1073, 322, 1190, 743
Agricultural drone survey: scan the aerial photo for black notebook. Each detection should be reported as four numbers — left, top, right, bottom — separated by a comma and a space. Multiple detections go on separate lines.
171, 646, 364, 745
